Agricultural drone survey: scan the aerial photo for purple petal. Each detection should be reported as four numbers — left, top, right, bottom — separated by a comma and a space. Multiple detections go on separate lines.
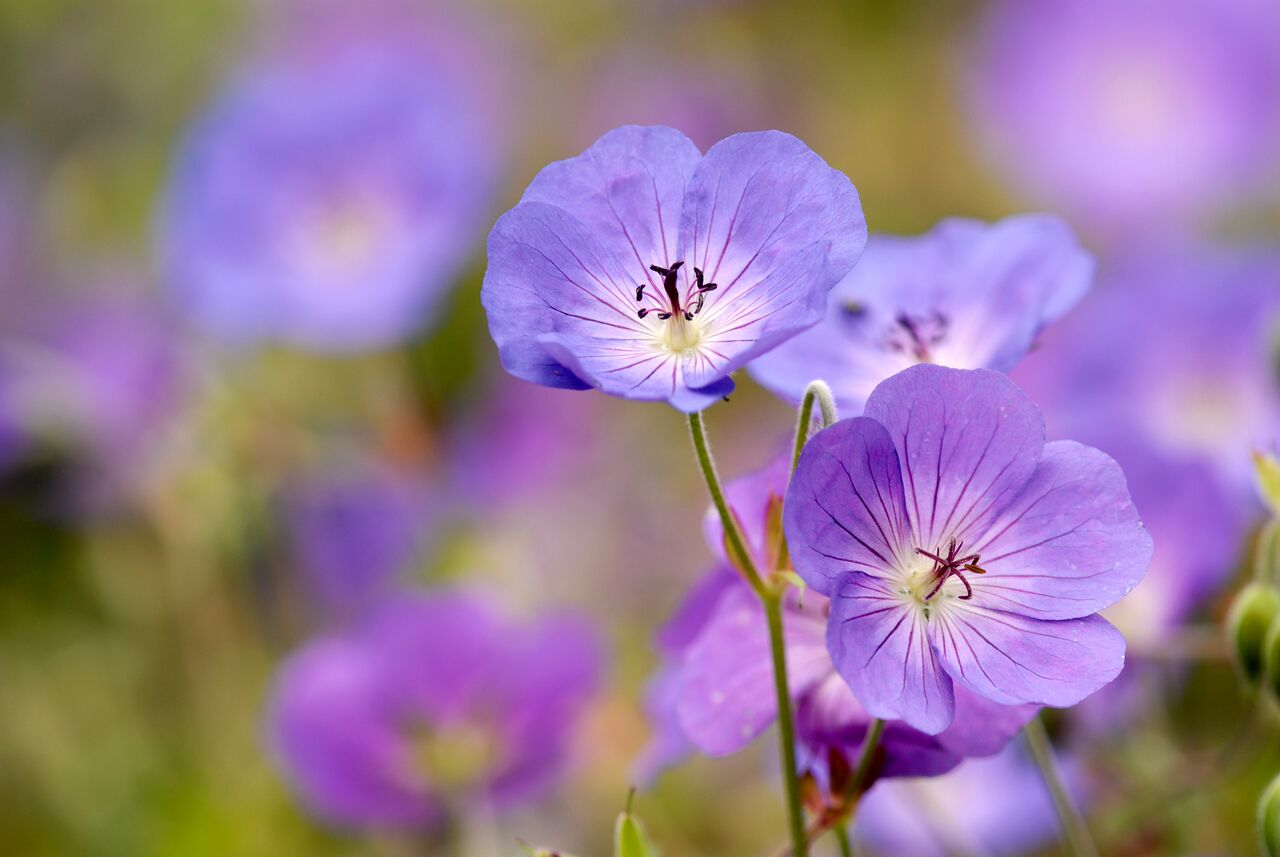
487, 613, 603, 807
482, 201, 639, 390
676, 585, 831, 755
863, 364, 1045, 552
827, 574, 956, 734
968, 440, 1153, 620
749, 214, 1092, 411
655, 566, 740, 656
521, 125, 700, 283
269, 638, 438, 827
931, 607, 1125, 708
783, 417, 914, 595
674, 130, 867, 378
936, 689, 1038, 757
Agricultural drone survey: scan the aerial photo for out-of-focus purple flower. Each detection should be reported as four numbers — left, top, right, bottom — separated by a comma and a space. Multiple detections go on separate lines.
2, 294, 182, 502
161, 9, 502, 351
1015, 246, 1280, 493
970, 0, 1280, 231
749, 214, 1092, 412
483, 125, 866, 412
853, 743, 1078, 857
269, 590, 601, 829
286, 463, 433, 617
785, 365, 1152, 734
449, 374, 599, 508
638, 458, 1035, 787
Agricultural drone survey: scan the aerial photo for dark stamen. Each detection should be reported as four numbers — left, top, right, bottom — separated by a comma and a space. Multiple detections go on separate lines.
635, 284, 645, 302
915, 537, 986, 602
638, 308, 650, 319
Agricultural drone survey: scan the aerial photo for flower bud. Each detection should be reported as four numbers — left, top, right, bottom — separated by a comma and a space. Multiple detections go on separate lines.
1228, 583, 1280, 685
1263, 615, 1280, 705
1259, 772, 1280, 857
1258, 519, 1280, 584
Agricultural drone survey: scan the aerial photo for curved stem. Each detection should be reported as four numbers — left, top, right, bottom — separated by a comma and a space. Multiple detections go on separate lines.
688, 411, 765, 594
1024, 716, 1099, 857
790, 380, 838, 474
833, 826, 855, 857
687, 410, 806, 857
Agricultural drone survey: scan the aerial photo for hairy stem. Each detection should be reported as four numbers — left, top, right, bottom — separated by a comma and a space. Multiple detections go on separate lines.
688, 411, 765, 594
687, 410, 807, 856
1024, 715, 1100, 857
790, 380, 838, 474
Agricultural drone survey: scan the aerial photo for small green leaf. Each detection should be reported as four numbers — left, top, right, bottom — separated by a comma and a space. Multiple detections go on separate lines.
615, 790, 659, 857
1255, 451, 1280, 515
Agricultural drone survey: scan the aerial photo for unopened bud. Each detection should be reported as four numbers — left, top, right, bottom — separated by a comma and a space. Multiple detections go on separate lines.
1228, 583, 1280, 685
1258, 520, 1280, 584
1259, 773, 1280, 857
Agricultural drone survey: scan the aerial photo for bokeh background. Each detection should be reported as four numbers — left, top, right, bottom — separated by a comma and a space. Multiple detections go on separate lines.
2, 0, 1279, 855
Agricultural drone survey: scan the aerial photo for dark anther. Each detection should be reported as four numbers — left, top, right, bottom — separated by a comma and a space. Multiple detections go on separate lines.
887, 311, 948, 362
637, 308, 650, 319
916, 538, 987, 601
693, 267, 718, 293
642, 260, 718, 320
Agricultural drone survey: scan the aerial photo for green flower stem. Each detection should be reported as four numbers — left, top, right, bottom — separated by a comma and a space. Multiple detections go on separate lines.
688, 411, 766, 596
833, 826, 855, 857
1024, 715, 1100, 857
687, 410, 808, 857
790, 380, 838, 474
764, 592, 810, 857
845, 718, 886, 804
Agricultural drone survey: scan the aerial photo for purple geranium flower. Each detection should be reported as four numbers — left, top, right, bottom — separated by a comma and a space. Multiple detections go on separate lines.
748, 214, 1092, 412
785, 364, 1153, 733
970, 0, 1280, 231
482, 125, 867, 412
639, 457, 1035, 787
286, 462, 433, 618
269, 590, 601, 828
1015, 244, 1280, 493
161, 8, 502, 350
853, 743, 1082, 857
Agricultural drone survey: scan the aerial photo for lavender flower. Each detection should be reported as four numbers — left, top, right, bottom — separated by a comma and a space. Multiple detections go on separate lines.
1, 293, 182, 507
482, 125, 866, 412
161, 10, 501, 350
639, 458, 1035, 787
1015, 244, 1280, 492
749, 214, 1092, 412
970, 0, 1280, 230
853, 744, 1079, 857
286, 462, 433, 618
785, 364, 1152, 733
269, 591, 601, 828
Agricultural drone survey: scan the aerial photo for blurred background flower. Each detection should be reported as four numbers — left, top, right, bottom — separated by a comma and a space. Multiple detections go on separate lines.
1, 0, 1278, 855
